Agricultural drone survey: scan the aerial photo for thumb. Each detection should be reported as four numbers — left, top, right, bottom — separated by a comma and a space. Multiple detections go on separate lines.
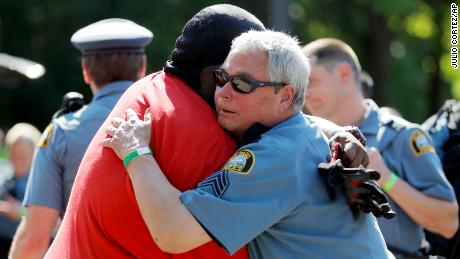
144, 107, 151, 123
101, 138, 113, 148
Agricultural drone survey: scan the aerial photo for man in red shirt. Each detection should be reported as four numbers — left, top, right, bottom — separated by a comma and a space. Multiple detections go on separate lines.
46, 4, 264, 259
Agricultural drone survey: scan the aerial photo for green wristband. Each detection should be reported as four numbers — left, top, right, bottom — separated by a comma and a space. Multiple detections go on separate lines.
382, 172, 398, 192
123, 147, 152, 168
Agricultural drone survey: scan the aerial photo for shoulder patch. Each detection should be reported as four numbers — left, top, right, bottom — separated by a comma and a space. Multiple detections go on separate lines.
380, 113, 406, 132
37, 124, 53, 148
410, 130, 434, 156
222, 149, 255, 175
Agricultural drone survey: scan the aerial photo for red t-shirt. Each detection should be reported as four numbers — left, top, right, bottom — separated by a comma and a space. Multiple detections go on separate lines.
45, 71, 247, 258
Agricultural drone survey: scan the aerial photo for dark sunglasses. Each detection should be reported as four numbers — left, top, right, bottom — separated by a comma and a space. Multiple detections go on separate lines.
212, 68, 287, 94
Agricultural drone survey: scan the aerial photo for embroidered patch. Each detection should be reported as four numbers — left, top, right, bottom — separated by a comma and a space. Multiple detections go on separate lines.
37, 124, 53, 148
197, 171, 229, 198
222, 149, 255, 175
410, 130, 434, 157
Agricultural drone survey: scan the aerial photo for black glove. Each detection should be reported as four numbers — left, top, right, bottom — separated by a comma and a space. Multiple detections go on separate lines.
318, 159, 396, 220
52, 92, 85, 119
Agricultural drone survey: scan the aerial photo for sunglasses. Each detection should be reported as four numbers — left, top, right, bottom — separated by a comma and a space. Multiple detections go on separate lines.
212, 68, 287, 94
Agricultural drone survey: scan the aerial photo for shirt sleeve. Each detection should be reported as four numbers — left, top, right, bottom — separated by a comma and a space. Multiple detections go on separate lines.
23, 122, 66, 212
398, 127, 455, 201
180, 142, 311, 255
422, 114, 450, 159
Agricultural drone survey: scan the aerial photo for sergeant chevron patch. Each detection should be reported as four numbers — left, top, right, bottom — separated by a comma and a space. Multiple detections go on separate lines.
197, 171, 229, 198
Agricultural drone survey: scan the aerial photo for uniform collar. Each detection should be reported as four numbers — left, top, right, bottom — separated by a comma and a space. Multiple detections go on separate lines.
92, 80, 133, 102
358, 99, 381, 136
240, 112, 303, 145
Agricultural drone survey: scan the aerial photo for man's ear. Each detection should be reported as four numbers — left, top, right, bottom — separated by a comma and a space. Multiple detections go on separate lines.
336, 63, 353, 86
81, 60, 92, 85
138, 55, 147, 79
278, 85, 295, 113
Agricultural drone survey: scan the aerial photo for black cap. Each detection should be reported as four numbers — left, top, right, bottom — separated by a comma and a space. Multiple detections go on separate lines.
169, 4, 265, 90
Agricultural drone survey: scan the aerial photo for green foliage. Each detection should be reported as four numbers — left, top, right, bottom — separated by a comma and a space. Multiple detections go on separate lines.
292, 0, 454, 123
0, 0, 456, 131
0, 0, 218, 131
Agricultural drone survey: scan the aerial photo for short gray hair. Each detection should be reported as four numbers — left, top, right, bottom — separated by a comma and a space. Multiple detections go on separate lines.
230, 30, 310, 111
5, 123, 41, 148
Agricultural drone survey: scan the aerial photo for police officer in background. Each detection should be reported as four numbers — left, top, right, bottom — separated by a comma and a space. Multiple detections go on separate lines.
303, 38, 458, 258
422, 100, 460, 257
8, 18, 153, 259
0, 123, 40, 258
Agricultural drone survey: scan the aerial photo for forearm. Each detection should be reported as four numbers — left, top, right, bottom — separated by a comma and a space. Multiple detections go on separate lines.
127, 155, 211, 253
9, 219, 51, 259
387, 176, 459, 238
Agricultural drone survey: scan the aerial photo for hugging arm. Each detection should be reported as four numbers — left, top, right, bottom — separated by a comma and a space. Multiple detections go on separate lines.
102, 108, 211, 253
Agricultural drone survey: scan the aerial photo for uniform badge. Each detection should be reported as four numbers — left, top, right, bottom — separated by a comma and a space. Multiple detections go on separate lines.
410, 130, 434, 156
222, 149, 255, 174
37, 124, 53, 148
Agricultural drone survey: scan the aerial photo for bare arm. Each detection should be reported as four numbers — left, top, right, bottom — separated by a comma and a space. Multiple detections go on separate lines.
102, 108, 211, 253
368, 147, 459, 238
9, 206, 59, 259
125, 155, 211, 253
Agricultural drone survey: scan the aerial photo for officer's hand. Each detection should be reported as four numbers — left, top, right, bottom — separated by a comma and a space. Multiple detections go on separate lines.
319, 160, 396, 220
367, 147, 391, 186
339, 168, 395, 219
329, 131, 369, 168
0, 196, 21, 220
102, 108, 152, 160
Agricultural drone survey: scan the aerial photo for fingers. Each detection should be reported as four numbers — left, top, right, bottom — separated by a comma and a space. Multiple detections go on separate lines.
367, 170, 381, 181
344, 143, 370, 168
126, 108, 139, 124
144, 108, 151, 123
101, 137, 113, 148
105, 125, 117, 137
112, 117, 125, 128
361, 152, 370, 167
342, 145, 358, 167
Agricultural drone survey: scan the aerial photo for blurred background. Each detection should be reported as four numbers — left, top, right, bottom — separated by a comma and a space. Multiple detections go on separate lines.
0, 0, 458, 133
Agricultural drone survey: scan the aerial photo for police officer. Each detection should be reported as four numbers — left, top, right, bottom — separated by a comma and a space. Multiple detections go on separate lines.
303, 38, 458, 258
422, 100, 460, 257
9, 18, 153, 258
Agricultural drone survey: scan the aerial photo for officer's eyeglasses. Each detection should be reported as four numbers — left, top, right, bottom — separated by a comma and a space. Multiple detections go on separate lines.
212, 68, 287, 94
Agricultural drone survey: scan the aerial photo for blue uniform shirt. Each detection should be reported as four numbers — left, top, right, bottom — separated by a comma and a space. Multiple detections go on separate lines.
182, 112, 391, 259
0, 174, 28, 238
23, 81, 132, 215
422, 113, 450, 160
359, 100, 455, 254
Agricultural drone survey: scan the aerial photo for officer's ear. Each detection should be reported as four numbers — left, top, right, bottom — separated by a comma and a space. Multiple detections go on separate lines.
336, 62, 353, 87
277, 84, 295, 113
81, 60, 92, 85
138, 55, 147, 79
